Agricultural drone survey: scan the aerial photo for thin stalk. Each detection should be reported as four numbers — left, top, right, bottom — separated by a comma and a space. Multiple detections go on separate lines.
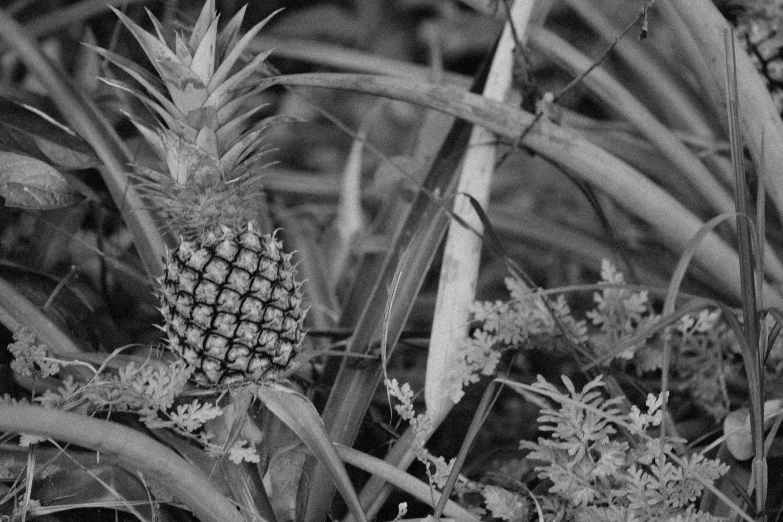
302, 67, 488, 522
725, 28, 766, 519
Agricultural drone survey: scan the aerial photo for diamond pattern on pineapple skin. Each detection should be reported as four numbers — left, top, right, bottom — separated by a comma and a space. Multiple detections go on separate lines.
216, 287, 241, 310
226, 343, 250, 360
213, 312, 237, 336
192, 304, 214, 327
235, 250, 258, 271
204, 257, 230, 283
247, 354, 272, 375
201, 357, 222, 383
204, 334, 229, 359
227, 268, 251, 293
160, 225, 305, 385
240, 296, 263, 322
216, 237, 239, 259
195, 279, 219, 302
236, 321, 259, 341
250, 277, 271, 294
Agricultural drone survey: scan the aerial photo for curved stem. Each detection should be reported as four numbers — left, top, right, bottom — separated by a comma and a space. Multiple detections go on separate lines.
0, 405, 245, 522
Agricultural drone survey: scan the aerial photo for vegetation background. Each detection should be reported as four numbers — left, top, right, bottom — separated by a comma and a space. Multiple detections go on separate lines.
1, 0, 783, 521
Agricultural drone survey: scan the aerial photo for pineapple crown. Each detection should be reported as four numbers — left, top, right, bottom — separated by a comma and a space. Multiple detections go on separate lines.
95, 1, 282, 237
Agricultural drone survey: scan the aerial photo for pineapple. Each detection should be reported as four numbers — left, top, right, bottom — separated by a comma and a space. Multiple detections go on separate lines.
98, 1, 305, 386
719, 0, 783, 116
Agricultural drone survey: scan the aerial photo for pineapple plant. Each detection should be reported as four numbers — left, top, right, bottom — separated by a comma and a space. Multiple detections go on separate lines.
96, 1, 305, 386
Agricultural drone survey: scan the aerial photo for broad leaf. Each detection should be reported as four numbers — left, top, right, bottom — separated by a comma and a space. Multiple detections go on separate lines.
0, 96, 98, 169
255, 383, 367, 522
0, 151, 82, 209
724, 399, 783, 461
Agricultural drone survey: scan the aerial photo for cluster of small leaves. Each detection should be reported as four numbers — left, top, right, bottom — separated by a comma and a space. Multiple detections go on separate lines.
670, 310, 738, 420
482, 485, 529, 522
7, 328, 259, 463
587, 260, 659, 363
466, 260, 741, 420
8, 327, 60, 378
385, 378, 454, 488
520, 375, 729, 522
448, 278, 588, 403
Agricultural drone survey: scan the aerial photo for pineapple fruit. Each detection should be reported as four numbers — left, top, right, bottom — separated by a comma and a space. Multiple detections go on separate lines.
98, 1, 305, 386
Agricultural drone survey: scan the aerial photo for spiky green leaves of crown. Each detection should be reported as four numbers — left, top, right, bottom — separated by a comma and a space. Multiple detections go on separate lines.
96, 0, 280, 238
161, 223, 305, 386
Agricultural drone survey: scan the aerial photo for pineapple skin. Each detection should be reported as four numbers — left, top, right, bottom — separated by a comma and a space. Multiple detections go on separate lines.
161, 224, 305, 386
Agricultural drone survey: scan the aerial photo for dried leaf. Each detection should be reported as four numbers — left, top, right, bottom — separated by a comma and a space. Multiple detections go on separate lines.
724, 399, 783, 461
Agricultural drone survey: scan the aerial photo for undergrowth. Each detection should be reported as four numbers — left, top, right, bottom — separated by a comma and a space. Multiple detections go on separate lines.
1, 1, 783, 521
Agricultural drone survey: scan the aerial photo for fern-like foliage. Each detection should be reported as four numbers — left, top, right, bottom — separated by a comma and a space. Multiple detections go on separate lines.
520, 375, 729, 522
463, 260, 749, 420
6, 328, 260, 463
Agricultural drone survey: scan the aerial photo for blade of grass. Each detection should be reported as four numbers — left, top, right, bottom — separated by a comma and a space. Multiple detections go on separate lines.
333, 444, 478, 522
527, 26, 760, 255
426, 0, 544, 434
359, 3, 554, 516
250, 36, 470, 87
303, 58, 493, 522
725, 27, 766, 518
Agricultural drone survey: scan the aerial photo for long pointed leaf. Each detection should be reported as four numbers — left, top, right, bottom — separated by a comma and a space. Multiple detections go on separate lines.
207, 49, 274, 109
304, 60, 492, 521
255, 384, 367, 522
208, 9, 281, 91
89, 45, 184, 121
111, 7, 207, 114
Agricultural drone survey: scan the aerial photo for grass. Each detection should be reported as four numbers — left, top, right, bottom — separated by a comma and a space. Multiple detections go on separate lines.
1, 0, 783, 521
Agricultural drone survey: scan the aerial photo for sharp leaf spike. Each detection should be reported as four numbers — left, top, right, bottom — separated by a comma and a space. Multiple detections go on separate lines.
189, 0, 217, 51
175, 33, 193, 67
217, 5, 248, 60
207, 9, 282, 91
111, 7, 208, 115
191, 18, 219, 86
90, 46, 184, 121
207, 49, 274, 109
